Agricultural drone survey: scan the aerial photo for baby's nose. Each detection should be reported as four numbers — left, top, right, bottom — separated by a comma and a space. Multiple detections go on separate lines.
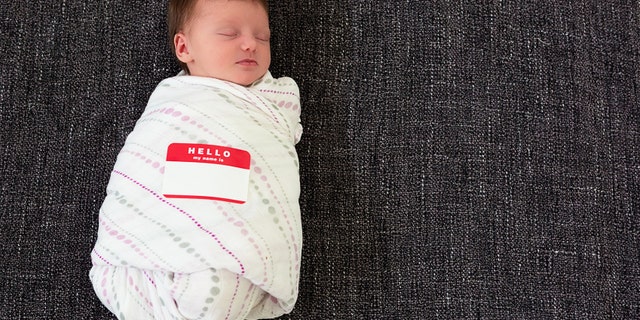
241, 36, 257, 51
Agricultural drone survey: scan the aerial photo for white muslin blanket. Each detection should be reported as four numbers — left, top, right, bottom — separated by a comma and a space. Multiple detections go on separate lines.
90, 72, 302, 320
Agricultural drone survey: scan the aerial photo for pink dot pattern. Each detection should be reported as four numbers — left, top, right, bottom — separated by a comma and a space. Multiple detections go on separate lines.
90, 72, 302, 319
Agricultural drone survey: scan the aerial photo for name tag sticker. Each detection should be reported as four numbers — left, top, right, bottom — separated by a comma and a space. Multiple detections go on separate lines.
162, 143, 251, 204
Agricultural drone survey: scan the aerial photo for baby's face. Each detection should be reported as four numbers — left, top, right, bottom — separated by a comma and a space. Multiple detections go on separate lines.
176, 0, 271, 86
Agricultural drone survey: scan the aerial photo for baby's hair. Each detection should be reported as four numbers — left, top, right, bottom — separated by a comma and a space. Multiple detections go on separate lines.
167, 0, 269, 73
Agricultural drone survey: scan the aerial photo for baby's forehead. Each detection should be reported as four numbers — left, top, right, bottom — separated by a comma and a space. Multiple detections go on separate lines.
191, 0, 268, 18
197, 0, 268, 12
188, 0, 269, 27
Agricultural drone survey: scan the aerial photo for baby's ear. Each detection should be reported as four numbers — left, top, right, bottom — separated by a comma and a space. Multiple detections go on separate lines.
174, 33, 193, 63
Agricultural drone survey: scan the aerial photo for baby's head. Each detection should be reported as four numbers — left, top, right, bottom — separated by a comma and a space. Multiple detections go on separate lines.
168, 0, 270, 86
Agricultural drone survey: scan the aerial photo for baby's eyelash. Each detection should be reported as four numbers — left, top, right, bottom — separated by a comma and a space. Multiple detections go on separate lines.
256, 34, 271, 41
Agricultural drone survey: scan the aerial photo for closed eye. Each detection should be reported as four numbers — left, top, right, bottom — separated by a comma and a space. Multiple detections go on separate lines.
217, 32, 238, 38
256, 33, 271, 42
216, 27, 238, 38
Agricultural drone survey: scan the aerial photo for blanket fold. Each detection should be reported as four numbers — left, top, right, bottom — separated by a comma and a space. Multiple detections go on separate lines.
90, 72, 302, 320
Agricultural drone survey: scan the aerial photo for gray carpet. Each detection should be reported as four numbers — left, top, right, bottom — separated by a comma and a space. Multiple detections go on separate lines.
1, 1, 639, 319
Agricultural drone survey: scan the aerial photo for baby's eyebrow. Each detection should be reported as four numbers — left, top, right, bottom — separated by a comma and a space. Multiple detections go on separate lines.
215, 26, 237, 31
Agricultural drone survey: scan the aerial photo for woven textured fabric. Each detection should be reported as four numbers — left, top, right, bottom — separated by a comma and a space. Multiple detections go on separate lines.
1, 1, 639, 319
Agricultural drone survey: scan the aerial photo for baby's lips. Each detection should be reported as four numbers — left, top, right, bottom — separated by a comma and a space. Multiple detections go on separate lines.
236, 59, 258, 66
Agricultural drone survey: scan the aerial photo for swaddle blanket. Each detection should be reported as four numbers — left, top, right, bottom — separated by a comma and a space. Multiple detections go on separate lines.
90, 72, 302, 320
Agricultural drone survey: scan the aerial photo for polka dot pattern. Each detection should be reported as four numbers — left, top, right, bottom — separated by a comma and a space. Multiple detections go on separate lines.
90, 72, 302, 319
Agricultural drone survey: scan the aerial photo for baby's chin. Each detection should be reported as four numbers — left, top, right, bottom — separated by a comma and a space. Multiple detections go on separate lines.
232, 73, 268, 87
186, 70, 267, 87
210, 74, 263, 87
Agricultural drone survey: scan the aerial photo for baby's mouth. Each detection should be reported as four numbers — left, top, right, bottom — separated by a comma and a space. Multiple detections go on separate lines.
236, 59, 258, 66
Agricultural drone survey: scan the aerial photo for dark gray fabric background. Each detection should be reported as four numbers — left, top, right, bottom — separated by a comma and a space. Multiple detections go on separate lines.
1, 1, 639, 319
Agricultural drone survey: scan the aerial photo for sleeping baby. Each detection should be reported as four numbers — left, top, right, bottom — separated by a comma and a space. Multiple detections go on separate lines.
89, 0, 302, 319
